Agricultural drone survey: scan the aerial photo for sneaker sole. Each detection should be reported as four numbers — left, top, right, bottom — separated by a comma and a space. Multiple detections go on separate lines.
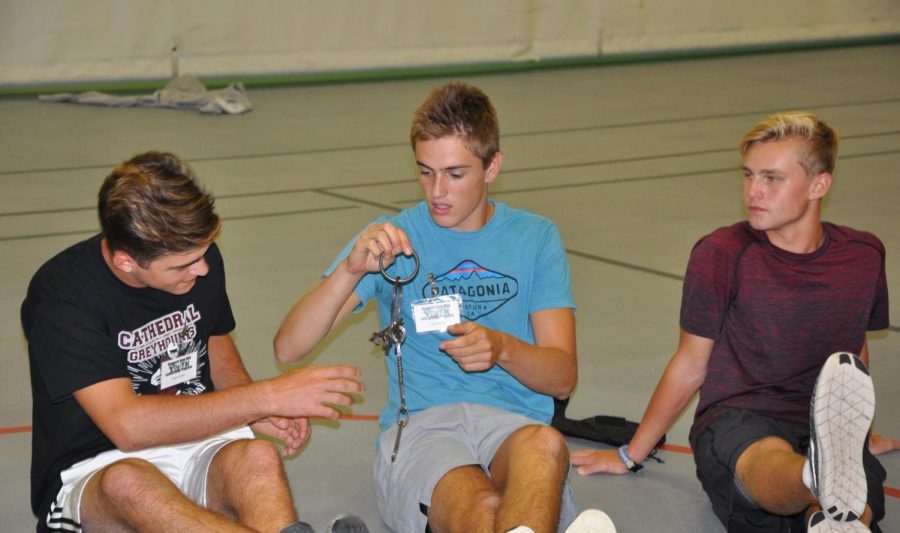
327, 514, 369, 533
807, 510, 869, 532
808, 352, 874, 523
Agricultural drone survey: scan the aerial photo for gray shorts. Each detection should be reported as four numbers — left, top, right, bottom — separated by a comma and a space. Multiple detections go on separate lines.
46, 426, 255, 532
373, 402, 577, 532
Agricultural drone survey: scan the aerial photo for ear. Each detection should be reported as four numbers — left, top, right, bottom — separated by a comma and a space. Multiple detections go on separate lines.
809, 172, 832, 200
484, 151, 503, 184
111, 250, 138, 273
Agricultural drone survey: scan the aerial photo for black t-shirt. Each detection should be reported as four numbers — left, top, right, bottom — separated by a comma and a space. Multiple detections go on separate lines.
21, 235, 235, 519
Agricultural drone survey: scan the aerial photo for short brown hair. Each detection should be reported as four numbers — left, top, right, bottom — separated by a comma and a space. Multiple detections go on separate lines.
739, 112, 839, 176
98, 151, 221, 266
409, 82, 500, 167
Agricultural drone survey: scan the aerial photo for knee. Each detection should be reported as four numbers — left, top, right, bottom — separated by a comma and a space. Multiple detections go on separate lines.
433, 485, 501, 527
735, 436, 796, 484
509, 425, 569, 464
95, 458, 163, 506
220, 438, 285, 474
470, 486, 502, 515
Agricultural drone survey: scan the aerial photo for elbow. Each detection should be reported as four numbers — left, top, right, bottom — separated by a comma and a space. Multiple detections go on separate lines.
557, 382, 576, 400
114, 439, 144, 453
555, 367, 578, 400
273, 333, 301, 364
273, 337, 291, 364
103, 421, 148, 452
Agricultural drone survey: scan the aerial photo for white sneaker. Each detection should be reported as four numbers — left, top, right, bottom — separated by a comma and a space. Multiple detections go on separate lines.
564, 509, 616, 533
807, 352, 875, 523
807, 510, 869, 532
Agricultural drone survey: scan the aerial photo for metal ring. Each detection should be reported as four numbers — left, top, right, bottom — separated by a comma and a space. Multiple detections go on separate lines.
379, 249, 419, 285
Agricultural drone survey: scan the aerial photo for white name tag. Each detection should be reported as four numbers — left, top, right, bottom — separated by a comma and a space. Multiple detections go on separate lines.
411, 294, 462, 333
160, 350, 198, 389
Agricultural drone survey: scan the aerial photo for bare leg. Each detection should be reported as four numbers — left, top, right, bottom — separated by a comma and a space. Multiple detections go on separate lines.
428, 424, 569, 533
490, 425, 568, 533
429, 465, 500, 533
735, 437, 872, 525
735, 436, 815, 515
80, 458, 255, 532
206, 438, 300, 532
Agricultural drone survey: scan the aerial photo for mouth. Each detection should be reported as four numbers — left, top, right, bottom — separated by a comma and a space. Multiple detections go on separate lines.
430, 202, 451, 215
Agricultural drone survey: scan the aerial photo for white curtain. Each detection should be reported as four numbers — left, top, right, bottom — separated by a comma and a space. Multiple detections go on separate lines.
1, 0, 897, 86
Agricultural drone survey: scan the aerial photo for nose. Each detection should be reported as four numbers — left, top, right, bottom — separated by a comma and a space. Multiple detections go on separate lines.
744, 177, 762, 200
190, 258, 209, 277
431, 174, 447, 199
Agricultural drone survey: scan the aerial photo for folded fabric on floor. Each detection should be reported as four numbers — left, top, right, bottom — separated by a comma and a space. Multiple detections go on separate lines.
38, 74, 252, 115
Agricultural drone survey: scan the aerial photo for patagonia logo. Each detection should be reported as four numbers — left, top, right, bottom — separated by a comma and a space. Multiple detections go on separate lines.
423, 260, 518, 320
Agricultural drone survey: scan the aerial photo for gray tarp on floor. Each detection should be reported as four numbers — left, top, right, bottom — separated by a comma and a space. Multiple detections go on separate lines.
38, 75, 252, 115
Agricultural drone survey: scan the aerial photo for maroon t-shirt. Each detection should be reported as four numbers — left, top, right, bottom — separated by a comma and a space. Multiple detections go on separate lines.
682, 222, 889, 437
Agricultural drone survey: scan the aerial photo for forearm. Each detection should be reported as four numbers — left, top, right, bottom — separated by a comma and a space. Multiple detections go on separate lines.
100, 381, 274, 451
209, 334, 253, 389
495, 307, 576, 398
274, 260, 362, 362
628, 355, 706, 463
497, 335, 577, 398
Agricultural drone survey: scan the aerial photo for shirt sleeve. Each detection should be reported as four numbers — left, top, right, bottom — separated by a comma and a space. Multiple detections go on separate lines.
530, 221, 575, 313
868, 244, 890, 331
205, 244, 236, 335
679, 235, 735, 341
29, 298, 127, 403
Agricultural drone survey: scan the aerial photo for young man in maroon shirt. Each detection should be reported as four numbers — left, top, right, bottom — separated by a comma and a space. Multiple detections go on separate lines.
572, 112, 890, 532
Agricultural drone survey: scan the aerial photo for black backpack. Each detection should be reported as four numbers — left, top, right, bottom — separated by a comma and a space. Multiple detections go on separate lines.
551, 397, 666, 451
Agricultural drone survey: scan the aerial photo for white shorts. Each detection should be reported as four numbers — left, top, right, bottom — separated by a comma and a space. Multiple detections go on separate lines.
45, 426, 254, 532
373, 403, 577, 532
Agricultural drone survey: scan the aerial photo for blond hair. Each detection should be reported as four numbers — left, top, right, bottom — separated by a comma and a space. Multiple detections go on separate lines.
739, 112, 838, 176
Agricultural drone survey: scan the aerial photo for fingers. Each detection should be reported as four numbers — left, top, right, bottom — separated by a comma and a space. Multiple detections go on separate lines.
298, 418, 311, 442
268, 416, 289, 430
269, 365, 367, 419
360, 223, 413, 264
569, 449, 595, 464
439, 322, 481, 352
440, 323, 502, 372
446, 322, 476, 337
301, 364, 365, 384
575, 462, 609, 476
279, 418, 310, 457
570, 450, 629, 475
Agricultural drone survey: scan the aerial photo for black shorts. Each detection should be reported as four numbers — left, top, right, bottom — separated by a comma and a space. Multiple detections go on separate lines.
689, 409, 886, 533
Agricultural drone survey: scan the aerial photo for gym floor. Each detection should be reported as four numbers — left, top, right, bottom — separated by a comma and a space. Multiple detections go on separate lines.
1, 43, 898, 532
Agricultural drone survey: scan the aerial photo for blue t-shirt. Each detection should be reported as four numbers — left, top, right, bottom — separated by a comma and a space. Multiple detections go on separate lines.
327, 201, 574, 430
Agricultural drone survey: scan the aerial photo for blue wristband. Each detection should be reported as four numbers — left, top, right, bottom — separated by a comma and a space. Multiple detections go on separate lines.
617, 444, 643, 473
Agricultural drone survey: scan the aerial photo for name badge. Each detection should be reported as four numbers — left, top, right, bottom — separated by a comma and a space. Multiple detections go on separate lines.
160, 351, 198, 389
411, 294, 462, 333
